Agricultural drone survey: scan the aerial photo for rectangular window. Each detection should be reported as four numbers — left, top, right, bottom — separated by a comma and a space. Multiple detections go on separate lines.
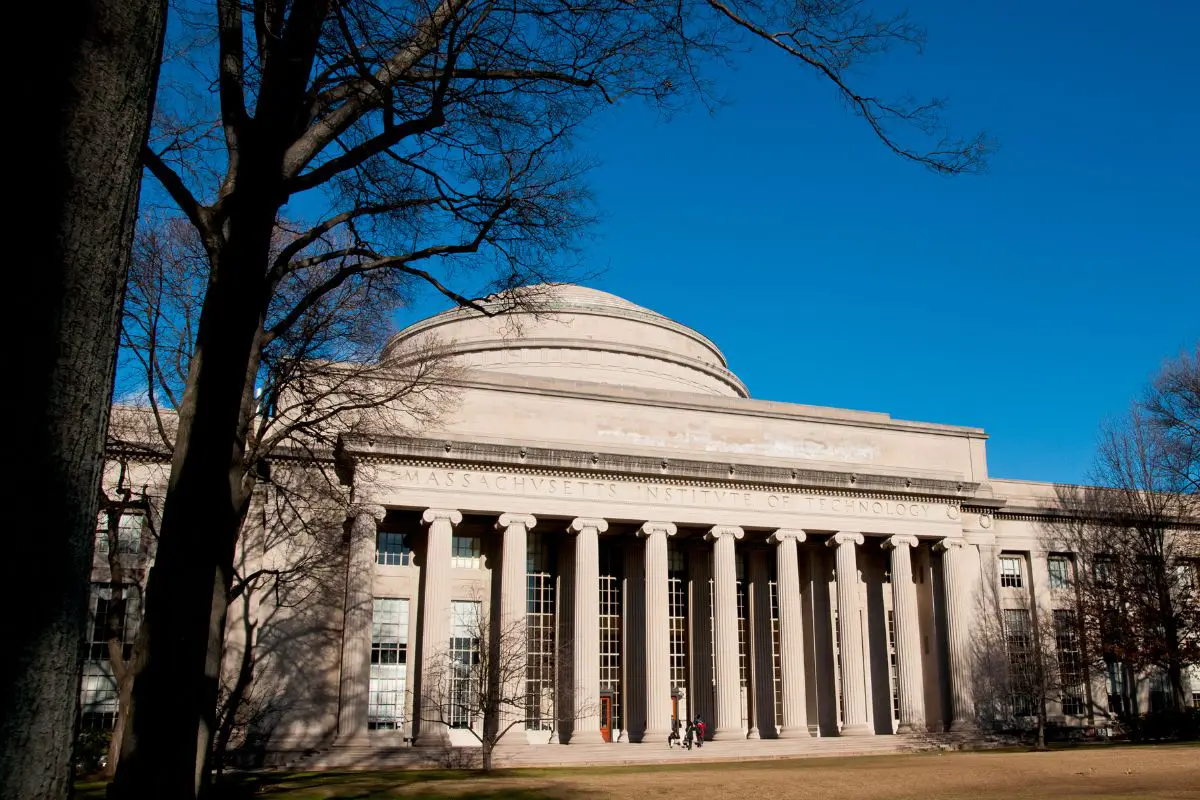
1106, 661, 1129, 716
80, 584, 140, 729
525, 532, 556, 730
375, 531, 412, 566
1054, 609, 1085, 715
1192, 692, 1199, 710
887, 609, 900, 723
736, 555, 749, 730
1000, 556, 1023, 589
1048, 556, 1072, 590
95, 512, 142, 556
449, 600, 482, 728
369, 597, 409, 730
451, 536, 482, 569
770, 579, 783, 727
1004, 608, 1034, 716
598, 550, 623, 733
668, 543, 688, 696
1149, 670, 1171, 714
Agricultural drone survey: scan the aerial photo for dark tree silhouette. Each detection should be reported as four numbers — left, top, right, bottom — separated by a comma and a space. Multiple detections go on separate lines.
6, 2, 166, 798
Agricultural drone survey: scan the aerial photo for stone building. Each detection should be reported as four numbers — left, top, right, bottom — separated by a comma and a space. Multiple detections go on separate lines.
86, 285, 1199, 758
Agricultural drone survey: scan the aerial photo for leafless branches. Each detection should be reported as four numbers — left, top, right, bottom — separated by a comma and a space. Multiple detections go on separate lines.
1046, 347, 1200, 715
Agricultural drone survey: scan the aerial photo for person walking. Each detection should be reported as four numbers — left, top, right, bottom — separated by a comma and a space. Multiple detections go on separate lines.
668, 716, 680, 748
695, 717, 706, 747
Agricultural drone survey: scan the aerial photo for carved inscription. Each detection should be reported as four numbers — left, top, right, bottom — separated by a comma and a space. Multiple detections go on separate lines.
392, 467, 955, 520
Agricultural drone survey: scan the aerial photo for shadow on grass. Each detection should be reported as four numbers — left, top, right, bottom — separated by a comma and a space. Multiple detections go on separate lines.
76, 770, 597, 800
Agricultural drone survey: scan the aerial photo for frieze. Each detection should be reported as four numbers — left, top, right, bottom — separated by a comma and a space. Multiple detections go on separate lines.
386, 465, 962, 522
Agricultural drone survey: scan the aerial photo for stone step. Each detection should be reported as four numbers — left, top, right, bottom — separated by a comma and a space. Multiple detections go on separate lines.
294, 734, 928, 771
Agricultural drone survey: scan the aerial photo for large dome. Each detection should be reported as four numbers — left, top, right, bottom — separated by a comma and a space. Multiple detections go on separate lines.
383, 284, 748, 397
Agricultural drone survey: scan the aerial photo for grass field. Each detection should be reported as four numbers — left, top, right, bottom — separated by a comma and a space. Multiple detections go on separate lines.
76, 743, 1200, 800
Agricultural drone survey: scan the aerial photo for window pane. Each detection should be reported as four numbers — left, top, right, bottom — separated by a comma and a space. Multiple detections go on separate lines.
369, 597, 409, 729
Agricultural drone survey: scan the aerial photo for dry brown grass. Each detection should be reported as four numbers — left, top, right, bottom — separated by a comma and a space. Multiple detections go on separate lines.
77, 744, 1200, 800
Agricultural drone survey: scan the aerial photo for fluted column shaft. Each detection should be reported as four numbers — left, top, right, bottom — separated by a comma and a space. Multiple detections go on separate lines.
936, 538, 975, 730
884, 536, 926, 733
706, 525, 744, 738
768, 529, 810, 738
829, 531, 871, 735
497, 514, 536, 734
415, 507, 461, 745
570, 517, 608, 742
337, 504, 386, 742
639, 522, 677, 737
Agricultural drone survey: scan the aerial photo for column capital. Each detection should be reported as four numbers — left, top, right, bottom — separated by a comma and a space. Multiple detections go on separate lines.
934, 537, 968, 552
882, 534, 920, 551
768, 528, 806, 545
826, 531, 864, 547
636, 521, 677, 538
350, 503, 387, 522
704, 525, 744, 542
421, 508, 462, 526
496, 513, 537, 531
569, 517, 609, 534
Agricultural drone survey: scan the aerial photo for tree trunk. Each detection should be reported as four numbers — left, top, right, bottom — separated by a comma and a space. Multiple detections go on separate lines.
110, 242, 271, 799
4, 1, 165, 798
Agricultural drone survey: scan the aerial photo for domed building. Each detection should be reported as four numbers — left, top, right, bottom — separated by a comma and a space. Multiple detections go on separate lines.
88, 284, 1194, 768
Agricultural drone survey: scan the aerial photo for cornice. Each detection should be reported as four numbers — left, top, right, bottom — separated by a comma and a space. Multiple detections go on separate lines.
446, 372, 988, 439
340, 433, 988, 504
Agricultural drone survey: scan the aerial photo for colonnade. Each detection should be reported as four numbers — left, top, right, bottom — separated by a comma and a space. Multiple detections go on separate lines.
338, 505, 976, 744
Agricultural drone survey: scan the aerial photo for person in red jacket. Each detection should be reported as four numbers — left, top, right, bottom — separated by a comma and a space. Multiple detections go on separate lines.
694, 717, 706, 747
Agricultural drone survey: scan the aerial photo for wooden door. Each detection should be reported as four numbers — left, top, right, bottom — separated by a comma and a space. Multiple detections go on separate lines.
600, 696, 613, 742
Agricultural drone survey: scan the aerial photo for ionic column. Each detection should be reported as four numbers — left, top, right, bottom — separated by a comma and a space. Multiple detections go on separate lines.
497, 513, 537, 735
337, 503, 386, 742
638, 521, 677, 739
935, 538, 975, 731
768, 529, 811, 738
414, 507, 461, 745
883, 535, 926, 733
828, 531, 871, 736
705, 525, 744, 738
570, 517, 608, 742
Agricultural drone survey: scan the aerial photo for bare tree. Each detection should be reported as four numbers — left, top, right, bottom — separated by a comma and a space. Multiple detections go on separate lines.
1052, 347, 1200, 721
417, 598, 579, 770
113, 2, 989, 794
111, 216, 459, 794
6, 2, 166, 797
974, 582, 1081, 750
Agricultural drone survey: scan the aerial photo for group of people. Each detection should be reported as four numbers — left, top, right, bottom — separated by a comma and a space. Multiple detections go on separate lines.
667, 716, 706, 750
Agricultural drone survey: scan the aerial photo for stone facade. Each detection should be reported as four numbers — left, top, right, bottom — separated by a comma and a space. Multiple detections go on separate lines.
89, 285, 1199, 757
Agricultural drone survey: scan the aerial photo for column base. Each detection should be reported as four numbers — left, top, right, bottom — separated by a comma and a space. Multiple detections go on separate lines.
746, 728, 760, 740
569, 729, 608, 744
777, 726, 814, 739
839, 723, 874, 737
949, 718, 977, 733
896, 722, 926, 735
333, 732, 370, 746
644, 727, 671, 745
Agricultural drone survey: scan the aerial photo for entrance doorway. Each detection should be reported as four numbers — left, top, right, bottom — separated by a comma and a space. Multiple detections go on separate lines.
600, 694, 613, 742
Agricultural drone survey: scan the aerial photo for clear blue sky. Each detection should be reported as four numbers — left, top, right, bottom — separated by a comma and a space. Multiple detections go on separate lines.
397, 0, 1199, 485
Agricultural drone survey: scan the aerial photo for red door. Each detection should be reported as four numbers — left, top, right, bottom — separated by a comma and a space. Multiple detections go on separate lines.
600, 696, 613, 742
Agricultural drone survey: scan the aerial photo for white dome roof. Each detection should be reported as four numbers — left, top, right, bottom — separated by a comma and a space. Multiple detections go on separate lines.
384, 284, 748, 398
